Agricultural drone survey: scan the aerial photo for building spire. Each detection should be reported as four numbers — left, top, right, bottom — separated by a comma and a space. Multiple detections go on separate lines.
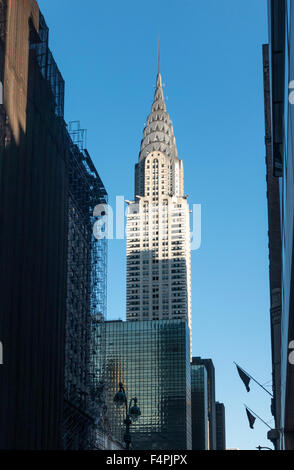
138, 42, 178, 162
158, 37, 160, 75
156, 37, 162, 89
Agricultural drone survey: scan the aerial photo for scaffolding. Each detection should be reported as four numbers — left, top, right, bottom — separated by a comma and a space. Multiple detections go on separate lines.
28, 8, 109, 449
62, 121, 108, 449
68, 120, 87, 151
68, 121, 107, 319
30, 12, 65, 118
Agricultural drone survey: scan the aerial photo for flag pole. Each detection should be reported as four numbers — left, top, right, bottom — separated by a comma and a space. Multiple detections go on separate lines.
234, 362, 273, 397
244, 404, 272, 430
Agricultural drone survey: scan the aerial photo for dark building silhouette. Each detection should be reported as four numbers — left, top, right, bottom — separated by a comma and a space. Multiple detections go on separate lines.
265, 0, 294, 450
192, 357, 216, 450
0, 0, 68, 449
215, 402, 226, 450
0, 0, 107, 449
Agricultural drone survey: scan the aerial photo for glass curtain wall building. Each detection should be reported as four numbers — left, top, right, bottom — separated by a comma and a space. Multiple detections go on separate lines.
95, 319, 192, 450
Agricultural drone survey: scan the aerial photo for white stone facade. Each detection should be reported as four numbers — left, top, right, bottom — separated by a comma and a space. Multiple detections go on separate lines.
126, 67, 192, 334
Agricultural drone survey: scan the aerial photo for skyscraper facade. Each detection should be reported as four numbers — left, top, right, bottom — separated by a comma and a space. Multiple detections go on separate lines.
96, 319, 192, 450
262, 42, 282, 448
126, 55, 192, 336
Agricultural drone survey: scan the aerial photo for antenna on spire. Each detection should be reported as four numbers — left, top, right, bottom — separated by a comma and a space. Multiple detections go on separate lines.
158, 36, 161, 74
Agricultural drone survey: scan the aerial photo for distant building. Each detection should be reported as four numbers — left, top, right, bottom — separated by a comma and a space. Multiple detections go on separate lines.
215, 402, 226, 450
192, 357, 216, 450
264, 0, 294, 450
96, 319, 192, 450
191, 363, 208, 450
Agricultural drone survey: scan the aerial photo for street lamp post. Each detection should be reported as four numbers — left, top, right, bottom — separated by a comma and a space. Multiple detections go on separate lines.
113, 382, 141, 450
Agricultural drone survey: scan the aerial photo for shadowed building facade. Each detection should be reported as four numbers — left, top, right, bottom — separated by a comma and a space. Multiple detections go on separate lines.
262, 42, 282, 449
0, 0, 68, 449
0, 0, 108, 449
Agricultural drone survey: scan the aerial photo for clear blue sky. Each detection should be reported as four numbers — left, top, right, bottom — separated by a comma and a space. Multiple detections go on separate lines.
38, 0, 272, 450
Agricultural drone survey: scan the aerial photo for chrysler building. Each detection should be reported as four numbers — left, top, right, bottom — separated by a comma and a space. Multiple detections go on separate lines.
126, 50, 192, 333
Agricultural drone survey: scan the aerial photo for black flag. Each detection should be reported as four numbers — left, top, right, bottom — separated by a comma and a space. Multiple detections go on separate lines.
236, 364, 251, 392
246, 407, 256, 429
